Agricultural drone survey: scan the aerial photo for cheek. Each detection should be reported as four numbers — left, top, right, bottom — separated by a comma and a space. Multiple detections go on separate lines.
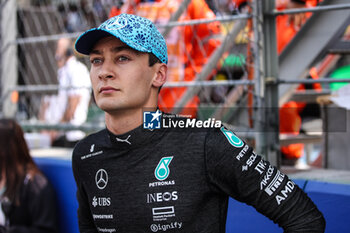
90, 67, 98, 83
90, 68, 97, 81
89, 77, 99, 99
129, 76, 153, 97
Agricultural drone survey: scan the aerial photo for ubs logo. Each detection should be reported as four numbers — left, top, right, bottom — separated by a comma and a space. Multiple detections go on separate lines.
92, 196, 111, 207
95, 169, 108, 190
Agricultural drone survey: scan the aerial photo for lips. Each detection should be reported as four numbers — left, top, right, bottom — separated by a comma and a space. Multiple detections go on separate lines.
99, 86, 119, 94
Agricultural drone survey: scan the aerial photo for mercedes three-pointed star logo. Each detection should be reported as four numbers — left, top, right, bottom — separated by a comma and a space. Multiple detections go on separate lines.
95, 169, 108, 190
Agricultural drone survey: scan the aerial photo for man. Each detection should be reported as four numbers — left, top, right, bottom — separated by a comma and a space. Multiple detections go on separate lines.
40, 38, 91, 147
72, 14, 325, 232
110, 0, 222, 116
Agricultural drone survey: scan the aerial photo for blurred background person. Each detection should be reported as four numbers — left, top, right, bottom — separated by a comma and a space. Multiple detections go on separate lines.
229, 0, 321, 165
39, 38, 91, 148
0, 119, 58, 233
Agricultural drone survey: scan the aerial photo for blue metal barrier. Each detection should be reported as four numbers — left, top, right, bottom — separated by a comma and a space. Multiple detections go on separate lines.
34, 157, 79, 233
304, 181, 350, 233
34, 156, 350, 233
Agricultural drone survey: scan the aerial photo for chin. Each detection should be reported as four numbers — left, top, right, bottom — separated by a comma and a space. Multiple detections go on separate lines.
96, 101, 121, 112
96, 98, 150, 113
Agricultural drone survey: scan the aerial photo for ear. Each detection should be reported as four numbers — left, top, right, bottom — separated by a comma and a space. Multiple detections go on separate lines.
152, 63, 167, 88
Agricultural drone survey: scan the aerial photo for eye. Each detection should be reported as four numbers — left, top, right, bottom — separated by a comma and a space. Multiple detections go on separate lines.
117, 56, 130, 62
90, 57, 102, 65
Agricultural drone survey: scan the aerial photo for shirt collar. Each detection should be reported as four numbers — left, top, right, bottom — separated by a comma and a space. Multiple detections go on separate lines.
106, 124, 164, 149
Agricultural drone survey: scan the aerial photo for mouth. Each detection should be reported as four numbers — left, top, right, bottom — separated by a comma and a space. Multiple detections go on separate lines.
99, 86, 120, 94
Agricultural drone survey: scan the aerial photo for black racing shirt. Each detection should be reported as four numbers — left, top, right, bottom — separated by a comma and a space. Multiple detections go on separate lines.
72, 121, 325, 233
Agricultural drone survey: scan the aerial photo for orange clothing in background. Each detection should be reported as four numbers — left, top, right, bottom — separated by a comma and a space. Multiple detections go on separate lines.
276, 0, 317, 53
183, 0, 221, 73
295, 67, 322, 110
159, 0, 221, 116
280, 101, 304, 159
231, 0, 322, 160
280, 67, 322, 159
109, 6, 121, 18
109, 0, 221, 116
276, 0, 319, 159
162, 0, 221, 116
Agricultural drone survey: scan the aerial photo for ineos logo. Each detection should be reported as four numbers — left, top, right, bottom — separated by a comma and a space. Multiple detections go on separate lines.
95, 169, 108, 190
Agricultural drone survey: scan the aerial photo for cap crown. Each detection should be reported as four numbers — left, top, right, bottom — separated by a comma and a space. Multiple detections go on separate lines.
88, 14, 168, 64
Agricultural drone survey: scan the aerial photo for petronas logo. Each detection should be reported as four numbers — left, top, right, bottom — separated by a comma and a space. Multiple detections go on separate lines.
155, 157, 173, 181
220, 126, 244, 148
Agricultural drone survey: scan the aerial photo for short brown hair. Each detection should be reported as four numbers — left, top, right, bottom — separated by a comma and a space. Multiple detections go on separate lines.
0, 119, 40, 205
149, 53, 161, 67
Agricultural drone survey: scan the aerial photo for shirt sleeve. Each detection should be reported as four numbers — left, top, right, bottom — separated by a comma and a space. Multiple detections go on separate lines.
72, 149, 98, 233
204, 126, 325, 232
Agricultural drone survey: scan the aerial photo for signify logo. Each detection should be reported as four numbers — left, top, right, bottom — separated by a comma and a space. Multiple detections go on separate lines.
143, 110, 221, 129
150, 222, 183, 232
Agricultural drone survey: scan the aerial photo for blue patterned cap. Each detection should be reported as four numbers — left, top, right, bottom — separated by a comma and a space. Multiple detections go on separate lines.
75, 14, 168, 64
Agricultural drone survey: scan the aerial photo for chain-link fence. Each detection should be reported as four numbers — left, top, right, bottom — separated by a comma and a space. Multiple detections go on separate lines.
2, 0, 350, 165
0, 0, 258, 135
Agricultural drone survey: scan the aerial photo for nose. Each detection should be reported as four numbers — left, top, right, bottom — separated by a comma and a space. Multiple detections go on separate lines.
98, 61, 115, 80
99, 73, 114, 79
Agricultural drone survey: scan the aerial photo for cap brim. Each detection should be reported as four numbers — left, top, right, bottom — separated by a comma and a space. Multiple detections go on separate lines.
75, 29, 115, 55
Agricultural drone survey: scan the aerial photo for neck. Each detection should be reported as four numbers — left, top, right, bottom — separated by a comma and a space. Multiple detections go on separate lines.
105, 106, 157, 135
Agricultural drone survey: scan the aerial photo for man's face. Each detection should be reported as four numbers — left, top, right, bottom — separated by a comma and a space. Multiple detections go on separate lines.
89, 36, 159, 113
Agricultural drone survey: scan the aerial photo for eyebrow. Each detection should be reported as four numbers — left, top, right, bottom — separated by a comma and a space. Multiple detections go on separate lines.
90, 45, 140, 56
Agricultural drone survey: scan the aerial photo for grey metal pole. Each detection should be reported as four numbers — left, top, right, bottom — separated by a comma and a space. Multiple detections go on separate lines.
271, 3, 350, 15
1, 0, 17, 117
14, 15, 252, 46
164, 80, 254, 87
252, 0, 265, 157
19, 121, 104, 132
262, 0, 280, 167
159, 14, 252, 28
6, 77, 349, 93
15, 32, 82, 45
278, 78, 350, 84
